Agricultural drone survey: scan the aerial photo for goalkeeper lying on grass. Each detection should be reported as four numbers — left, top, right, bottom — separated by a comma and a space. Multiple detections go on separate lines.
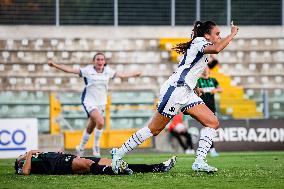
14, 150, 176, 175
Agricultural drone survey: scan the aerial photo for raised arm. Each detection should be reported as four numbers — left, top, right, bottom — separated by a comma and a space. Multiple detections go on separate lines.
22, 150, 41, 175
204, 22, 239, 54
115, 71, 141, 78
48, 60, 80, 74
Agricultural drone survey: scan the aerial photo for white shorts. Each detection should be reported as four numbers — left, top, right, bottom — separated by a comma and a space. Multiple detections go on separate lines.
157, 84, 204, 119
82, 103, 105, 118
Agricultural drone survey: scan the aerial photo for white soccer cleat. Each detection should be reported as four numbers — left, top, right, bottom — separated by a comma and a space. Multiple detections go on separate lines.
192, 160, 218, 172
111, 148, 122, 174
93, 146, 101, 158
161, 156, 177, 172
75, 145, 85, 157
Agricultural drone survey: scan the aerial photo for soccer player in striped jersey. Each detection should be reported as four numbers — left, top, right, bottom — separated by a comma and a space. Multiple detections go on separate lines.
48, 53, 141, 157
111, 21, 239, 173
15, 150, 177, 175
197, 65, 222, 157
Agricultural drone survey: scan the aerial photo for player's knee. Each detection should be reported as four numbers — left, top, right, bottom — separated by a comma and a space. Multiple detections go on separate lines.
209, 117, 219, 129
96, 119, 104, 129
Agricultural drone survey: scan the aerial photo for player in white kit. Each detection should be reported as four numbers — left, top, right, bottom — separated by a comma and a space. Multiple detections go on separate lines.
111, 21, 239, 173
48, 53, 141, 157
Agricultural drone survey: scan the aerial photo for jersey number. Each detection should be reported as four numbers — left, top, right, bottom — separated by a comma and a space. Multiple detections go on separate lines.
169, 107, 175, 112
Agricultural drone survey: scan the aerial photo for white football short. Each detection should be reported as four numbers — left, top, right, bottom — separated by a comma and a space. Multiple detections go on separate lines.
157, 83, 204, 118
82, 103, 105, 118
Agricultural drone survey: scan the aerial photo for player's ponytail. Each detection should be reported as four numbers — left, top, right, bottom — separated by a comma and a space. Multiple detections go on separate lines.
173, 21, 216, 54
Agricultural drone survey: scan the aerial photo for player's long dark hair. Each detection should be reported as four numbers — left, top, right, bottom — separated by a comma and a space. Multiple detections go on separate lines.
173, 21, 216, 54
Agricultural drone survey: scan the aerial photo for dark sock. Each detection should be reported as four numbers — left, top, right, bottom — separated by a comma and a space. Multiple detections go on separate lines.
186, 133, 193, 149
128, 163, 163, 173
90, 163, 114, 175
211, 142, 214, 148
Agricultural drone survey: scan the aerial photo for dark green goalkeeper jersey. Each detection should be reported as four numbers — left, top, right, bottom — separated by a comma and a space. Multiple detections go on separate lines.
18, 152, 76, 174
17, 152, 101, 175
197, 77, 219, 113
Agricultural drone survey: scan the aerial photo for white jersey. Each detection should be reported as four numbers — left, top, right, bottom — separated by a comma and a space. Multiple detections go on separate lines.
79, 65, 116, 107
165, 37, 211, 89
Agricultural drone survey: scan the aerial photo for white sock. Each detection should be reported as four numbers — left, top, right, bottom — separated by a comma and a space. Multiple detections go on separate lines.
116, 126, 153, 157
79, 129, 90, 149
93, 128, 103, 152
195, 127, 217, 161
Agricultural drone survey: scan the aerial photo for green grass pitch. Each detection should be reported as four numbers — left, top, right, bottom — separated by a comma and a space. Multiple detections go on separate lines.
0, 151, 283, 189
